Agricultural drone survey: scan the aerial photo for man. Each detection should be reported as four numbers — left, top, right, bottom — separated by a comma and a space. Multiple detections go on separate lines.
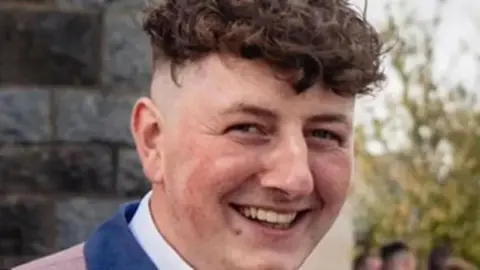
381, 241, 417, 270
429, 245, 476, 270
354, 253, 383, 270
14, 0, 385, 269
445, 257, 477, 270
428, 244, 451, 270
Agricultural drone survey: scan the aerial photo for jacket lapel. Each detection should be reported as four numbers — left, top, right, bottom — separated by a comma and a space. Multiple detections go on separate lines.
84, 202, 158, 270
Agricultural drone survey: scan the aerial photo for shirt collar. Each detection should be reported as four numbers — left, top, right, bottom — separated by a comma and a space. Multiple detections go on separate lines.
129, 191, 193, 270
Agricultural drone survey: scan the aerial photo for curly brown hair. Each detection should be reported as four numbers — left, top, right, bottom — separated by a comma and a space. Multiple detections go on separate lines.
143, 0, 386, 96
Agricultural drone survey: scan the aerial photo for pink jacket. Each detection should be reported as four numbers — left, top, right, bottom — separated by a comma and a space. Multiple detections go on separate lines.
12, 201, 158, 270
13, 244, 86, 270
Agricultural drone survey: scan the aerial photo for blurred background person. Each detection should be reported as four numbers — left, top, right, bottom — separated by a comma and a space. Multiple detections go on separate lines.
445, 257, 477, 270
354, 253, 383, 270
380, 241, 416, 270
428, 244, 452, 270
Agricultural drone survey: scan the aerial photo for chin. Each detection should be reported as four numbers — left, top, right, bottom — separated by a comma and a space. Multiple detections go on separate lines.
246, 258, 304, 270
232, 249, 309, 270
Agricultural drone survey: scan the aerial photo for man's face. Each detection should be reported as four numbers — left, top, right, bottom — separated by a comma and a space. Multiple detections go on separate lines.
365, 257, 383, 270
403, 252, 417, 270
386, 252, 416, 270
132, 55, 355, 270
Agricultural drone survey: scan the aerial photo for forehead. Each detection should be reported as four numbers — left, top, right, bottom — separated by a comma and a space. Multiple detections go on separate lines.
391, 251, 413, 261
170, 55, 354, 120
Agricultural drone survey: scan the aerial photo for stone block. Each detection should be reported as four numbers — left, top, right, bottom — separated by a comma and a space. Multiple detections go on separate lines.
107, 0, 148, 10
56, 90, 136, 144
54, 0, 106, 9
103, 1, 151, 93
55, 197, 127, 249
117, 148, 149, 197
0, 88, 50, 142
0, 6, 102, 86
0, 255, 37, 270
53, 0, 148, 10
0, 0, 52, 5
0, 196, 55, 256
0, 144, 114, 194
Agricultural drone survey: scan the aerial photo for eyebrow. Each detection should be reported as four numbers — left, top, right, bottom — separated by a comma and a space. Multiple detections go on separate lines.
308, 114, 350, 126
221, 103, 277, 120
221, 102, 350, 125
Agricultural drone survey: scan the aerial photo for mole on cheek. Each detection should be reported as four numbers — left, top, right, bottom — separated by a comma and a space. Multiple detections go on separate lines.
234, 228, 242, 236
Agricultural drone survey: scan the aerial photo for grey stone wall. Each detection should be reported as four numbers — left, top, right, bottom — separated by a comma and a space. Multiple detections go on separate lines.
0, 1, 150, 268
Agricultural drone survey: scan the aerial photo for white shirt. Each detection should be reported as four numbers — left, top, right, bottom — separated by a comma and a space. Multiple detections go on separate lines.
129, 191, 193, 270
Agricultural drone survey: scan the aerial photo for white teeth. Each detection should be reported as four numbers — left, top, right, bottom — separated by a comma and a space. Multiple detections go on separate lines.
238, 206, 298, 226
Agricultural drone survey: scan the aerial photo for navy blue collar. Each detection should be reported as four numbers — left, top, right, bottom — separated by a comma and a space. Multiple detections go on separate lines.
84, 201, 158, 270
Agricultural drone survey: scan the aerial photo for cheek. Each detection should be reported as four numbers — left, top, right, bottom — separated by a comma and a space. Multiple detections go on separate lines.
183, 155, 256, 199
174, 152, 262, 238
311, 150, 352, 207
165, 135, 262, 216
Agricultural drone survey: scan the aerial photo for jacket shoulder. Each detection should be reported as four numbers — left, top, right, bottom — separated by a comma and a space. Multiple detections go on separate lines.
13, 244, 86, 270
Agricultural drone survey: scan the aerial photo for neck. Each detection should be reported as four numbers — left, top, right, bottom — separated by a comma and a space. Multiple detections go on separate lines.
149, 187, 197, 268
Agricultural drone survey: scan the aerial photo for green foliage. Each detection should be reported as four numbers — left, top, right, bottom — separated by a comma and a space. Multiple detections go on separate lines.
353, 0, 480, 268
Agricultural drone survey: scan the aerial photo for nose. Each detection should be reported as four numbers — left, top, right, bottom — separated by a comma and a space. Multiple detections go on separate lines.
260, 134, 314, 200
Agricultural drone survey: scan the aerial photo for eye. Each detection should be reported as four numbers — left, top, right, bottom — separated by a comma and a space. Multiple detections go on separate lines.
310, 129, 342, 144
227, 123, 264, 134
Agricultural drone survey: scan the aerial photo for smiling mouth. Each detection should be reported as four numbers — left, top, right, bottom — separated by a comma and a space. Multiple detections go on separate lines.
231, 204, 308, 230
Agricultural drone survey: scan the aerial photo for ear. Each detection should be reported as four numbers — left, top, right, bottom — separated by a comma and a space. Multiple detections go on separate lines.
130, 97, 164, 185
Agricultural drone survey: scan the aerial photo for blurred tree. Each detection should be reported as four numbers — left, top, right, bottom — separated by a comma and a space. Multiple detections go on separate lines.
353, 0, 480, 268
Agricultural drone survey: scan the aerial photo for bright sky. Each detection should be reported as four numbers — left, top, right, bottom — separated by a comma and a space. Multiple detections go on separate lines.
350, 0, 480, 126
